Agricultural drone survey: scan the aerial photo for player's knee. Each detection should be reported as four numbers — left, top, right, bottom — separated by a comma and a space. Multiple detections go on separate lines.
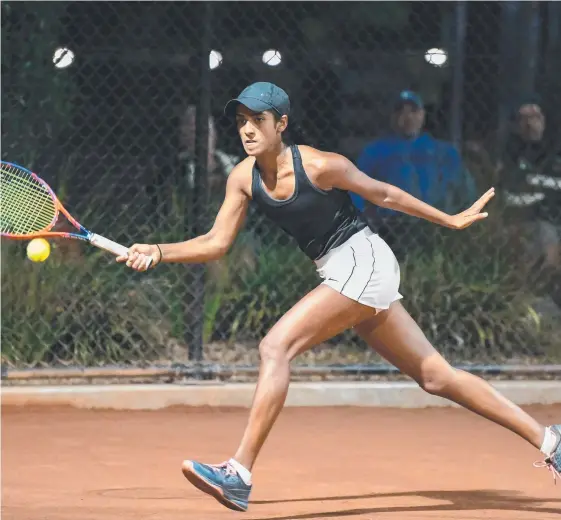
258, 334, 290, 364
416, 357, 456, 396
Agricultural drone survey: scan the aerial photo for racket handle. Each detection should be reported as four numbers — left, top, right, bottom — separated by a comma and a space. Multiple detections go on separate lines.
89, 233, 129, 257
89, 233, 153, 269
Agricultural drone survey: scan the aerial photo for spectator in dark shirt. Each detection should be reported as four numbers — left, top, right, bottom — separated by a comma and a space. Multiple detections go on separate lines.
498, 99, 561, 269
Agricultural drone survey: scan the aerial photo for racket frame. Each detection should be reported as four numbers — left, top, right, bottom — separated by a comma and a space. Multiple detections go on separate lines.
1, 161, 146, 262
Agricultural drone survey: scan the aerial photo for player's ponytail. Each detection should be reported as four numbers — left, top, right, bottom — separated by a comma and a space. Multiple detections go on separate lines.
274, 112, 313, 147
284, 121, 313, 147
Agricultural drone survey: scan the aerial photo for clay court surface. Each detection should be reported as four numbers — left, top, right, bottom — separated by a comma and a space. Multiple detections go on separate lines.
2, 404, 560, 519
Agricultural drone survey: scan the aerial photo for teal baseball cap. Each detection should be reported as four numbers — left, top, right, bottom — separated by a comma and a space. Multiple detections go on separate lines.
395, 90, 424, 110
224, 82, 291, 118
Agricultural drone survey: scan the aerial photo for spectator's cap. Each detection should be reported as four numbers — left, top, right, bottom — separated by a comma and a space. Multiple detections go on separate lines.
395, 90, 424, 110
224, 82, 291, 118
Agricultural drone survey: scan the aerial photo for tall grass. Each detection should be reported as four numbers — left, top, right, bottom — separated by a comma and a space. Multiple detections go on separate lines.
2, 189, 559, 368
397, 225, 559, 361
1, 242, 174, 367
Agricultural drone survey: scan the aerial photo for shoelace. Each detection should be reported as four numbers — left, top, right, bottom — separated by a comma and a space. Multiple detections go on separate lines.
534, 457, 561, 484
215, 461, 238, 478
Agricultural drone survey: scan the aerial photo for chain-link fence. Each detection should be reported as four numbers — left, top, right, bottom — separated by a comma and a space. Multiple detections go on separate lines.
2, 1, 561, 382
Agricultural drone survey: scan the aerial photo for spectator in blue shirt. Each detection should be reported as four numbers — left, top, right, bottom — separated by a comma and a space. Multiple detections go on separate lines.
351, 91, 477, 233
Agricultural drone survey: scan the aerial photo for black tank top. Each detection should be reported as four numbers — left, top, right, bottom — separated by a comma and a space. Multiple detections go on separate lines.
251, 145, 368, 260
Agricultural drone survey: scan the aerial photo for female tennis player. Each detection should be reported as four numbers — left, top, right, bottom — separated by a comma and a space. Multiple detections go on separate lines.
118, 82, 560, 512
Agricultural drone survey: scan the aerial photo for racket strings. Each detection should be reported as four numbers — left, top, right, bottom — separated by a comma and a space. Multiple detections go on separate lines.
1, 164, 57, 235
7, 177, 54, 231
3, 174, 55, 232
1, 173, 52, 226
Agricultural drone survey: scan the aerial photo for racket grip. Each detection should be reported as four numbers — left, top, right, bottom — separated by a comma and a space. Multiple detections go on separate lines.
90, 233, 153, 269
89, 233, 129, 257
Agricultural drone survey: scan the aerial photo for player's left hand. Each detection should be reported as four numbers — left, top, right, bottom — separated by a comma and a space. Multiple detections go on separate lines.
447, 187, 495, 230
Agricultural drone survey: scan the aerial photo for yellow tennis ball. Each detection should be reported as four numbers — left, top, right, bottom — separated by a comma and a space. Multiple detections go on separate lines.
27, 238, 51, 262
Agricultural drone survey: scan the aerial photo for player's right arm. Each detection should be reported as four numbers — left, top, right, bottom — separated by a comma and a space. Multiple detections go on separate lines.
118, 162, 251, 271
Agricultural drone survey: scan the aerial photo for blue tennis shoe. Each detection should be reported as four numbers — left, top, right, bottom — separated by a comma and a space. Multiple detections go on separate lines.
182, 459, 252, 511
535, 424, 561, 483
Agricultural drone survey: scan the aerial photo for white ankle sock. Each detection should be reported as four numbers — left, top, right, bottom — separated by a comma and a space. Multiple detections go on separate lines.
229, 458, 252, 485
540, 427, 559, 456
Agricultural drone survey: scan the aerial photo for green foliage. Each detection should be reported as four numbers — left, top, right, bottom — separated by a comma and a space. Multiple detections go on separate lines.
397, 226, 559, 361
2, 215, 560, 368
1, 242, 173, 367
202, 234, 318, 343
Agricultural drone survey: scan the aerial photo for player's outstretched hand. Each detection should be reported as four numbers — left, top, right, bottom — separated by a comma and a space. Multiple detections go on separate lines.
116, 243, 160, 271
446, 188, 495, 230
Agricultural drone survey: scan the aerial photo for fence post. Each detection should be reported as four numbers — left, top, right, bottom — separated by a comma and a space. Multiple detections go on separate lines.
187, 2, 212, 363
449, 1, 466, 148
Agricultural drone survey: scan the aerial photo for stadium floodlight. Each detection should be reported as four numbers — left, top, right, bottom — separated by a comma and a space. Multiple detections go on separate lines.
424, 48, 448, 67
53, 47, 75, 69
262, 49, 282, 67
209, 50, 223, 70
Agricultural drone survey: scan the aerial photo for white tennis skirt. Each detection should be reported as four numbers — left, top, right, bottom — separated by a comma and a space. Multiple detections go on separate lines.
315, 227, 403, 310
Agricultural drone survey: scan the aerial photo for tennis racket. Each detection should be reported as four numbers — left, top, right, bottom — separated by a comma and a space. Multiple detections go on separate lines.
0, 161, 151, 267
